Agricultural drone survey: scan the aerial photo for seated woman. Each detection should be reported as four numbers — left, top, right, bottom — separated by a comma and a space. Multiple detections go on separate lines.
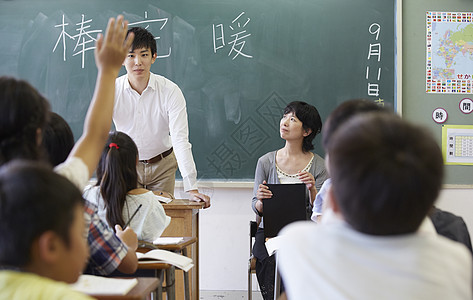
251, 101, 328, 299
83, 131, 171, 243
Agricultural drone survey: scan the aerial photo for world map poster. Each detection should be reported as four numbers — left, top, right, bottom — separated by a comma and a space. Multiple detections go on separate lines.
426, 12, 473, 94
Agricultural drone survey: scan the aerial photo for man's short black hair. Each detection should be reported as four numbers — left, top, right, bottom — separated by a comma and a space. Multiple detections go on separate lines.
322, 99, 388, 150
127, 27, 157, 56
0, 160, 84, 267
327, 113, 443, 235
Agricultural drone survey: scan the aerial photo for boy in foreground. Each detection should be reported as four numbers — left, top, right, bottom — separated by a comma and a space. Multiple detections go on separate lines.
0, 161, 92, 299
278, 113, 472, 299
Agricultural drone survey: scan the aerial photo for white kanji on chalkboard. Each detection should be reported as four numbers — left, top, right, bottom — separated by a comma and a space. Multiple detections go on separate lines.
212, 12, 253, 60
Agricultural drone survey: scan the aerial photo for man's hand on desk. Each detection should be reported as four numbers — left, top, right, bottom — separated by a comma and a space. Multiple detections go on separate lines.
189, 190, 211, 208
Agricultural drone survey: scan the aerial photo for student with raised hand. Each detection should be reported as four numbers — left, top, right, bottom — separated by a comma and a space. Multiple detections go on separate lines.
251, 101, 328, 300
83, 131, 171, 243
0, 161, 92, 300
0, 15, 139, 275
278, 113, 472, 299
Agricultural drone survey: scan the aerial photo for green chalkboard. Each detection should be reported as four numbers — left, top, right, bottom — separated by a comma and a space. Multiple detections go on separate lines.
0, 0, 396, 180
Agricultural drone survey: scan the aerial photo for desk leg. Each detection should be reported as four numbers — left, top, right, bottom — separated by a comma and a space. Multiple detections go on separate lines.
154, 270, 164, 300
182, 248, 190, 300
165, 267, 176, 300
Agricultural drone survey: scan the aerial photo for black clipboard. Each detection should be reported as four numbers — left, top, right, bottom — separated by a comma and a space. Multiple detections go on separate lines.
263, 183, 307, 238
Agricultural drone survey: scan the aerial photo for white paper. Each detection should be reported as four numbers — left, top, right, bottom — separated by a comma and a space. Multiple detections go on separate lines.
137, 249, 194, 272
154, 194, 173, 203
70, 275, 137, 295
265, 235, 285, 256
153, 237, 184, 245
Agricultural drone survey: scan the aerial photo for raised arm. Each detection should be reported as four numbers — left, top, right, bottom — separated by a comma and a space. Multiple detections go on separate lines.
69, 16, 134, 177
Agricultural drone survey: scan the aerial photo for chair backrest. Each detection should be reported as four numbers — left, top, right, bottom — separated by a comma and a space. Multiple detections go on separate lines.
250, 220, 258, 255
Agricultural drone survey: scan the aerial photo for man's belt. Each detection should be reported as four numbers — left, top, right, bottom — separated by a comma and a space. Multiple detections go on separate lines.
139, 148, 173, 164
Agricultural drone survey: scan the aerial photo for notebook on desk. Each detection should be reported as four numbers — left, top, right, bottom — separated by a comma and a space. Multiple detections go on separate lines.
263, 183, 308, 238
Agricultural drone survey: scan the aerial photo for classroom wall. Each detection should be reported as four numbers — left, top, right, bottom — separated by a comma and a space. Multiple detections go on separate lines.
173, 186, 473, 291
183, 0, 473, 292
402, 0, 473, 185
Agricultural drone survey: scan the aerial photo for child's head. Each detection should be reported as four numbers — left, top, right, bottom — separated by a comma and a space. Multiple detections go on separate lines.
127, 27, 157, 56
0, 160, 88, 283
322, 99, 388, 150
283, 101, 322, 152
0, 77, 50, 165
96, 131, 138, 228
42, 112, 75, 167
327, 113, 443, 235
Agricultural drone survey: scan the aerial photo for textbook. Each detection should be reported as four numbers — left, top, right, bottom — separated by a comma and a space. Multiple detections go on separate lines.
137, 249, 194, 272
70, 275, 137, 295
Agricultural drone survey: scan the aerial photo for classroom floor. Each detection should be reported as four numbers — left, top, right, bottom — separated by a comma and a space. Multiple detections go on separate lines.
200, 290, 263, 299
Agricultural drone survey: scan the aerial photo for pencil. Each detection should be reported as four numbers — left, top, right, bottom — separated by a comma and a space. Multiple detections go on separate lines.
124, 204, 142, 229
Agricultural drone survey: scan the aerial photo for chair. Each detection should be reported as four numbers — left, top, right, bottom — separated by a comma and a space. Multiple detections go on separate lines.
248, 220, 259, 300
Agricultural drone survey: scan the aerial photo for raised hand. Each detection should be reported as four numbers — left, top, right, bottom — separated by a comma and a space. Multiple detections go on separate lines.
94, 15, 134, 75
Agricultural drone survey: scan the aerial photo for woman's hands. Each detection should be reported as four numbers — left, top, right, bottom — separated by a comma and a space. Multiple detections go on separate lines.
298, 171, 315, 190
298, 171, 317, 204
255, 180, 272, 213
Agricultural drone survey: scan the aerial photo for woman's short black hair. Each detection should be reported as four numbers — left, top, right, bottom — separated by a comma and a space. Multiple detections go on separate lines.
284, 101, 322, 152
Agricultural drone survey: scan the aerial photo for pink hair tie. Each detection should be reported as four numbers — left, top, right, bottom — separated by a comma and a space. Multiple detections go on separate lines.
109, 143, 119, 150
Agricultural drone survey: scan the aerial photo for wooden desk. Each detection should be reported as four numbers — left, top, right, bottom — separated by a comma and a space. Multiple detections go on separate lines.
154, 237, 197, 251
139, 237, 197, 300
90, 277, 160, 300
160, 198, 204, 300
137, 238, 197, 300
138, 261, 174, 300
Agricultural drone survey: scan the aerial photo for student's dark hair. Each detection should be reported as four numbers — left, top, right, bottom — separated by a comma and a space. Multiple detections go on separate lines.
0, 77, 50, 165
327, 113, 443, 235
42, 112, 75, 167
283, 101, 322, 152
127, 27, 156, 56
322, 99, 389, 150
96, 131, 138, 229
0, 160, 84, 267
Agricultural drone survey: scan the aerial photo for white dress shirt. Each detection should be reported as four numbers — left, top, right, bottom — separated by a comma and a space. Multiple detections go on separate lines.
114, 73, 198, 191
278, 219, 472, 300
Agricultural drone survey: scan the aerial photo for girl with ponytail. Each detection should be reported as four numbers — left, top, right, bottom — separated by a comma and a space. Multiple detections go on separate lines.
84, 131, 170, 242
